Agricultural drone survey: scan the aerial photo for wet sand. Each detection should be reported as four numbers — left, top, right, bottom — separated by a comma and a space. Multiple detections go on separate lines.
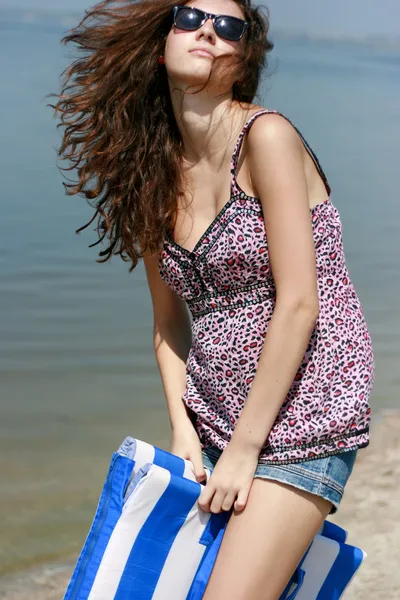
1, 410, 399, 599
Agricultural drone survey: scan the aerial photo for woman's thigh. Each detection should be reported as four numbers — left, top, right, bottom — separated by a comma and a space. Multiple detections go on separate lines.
202, 477, 333, 600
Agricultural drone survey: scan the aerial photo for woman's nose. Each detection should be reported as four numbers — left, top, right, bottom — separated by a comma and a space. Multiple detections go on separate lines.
197, 19, 216, 40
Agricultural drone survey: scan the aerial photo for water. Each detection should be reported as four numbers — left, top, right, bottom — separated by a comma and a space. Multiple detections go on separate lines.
0, 22, 399, 576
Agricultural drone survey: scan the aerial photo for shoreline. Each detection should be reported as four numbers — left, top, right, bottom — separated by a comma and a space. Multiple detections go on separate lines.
1, 408, 399, 599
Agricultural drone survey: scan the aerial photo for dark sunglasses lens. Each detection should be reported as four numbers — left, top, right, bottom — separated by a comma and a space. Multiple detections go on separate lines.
174, 8, 245, 41
215, 16, 245, 41
174, 7, 203, 30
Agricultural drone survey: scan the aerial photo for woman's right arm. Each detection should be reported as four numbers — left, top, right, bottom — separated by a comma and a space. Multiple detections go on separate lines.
142, 249, 207, 482
142, 248, 194, 432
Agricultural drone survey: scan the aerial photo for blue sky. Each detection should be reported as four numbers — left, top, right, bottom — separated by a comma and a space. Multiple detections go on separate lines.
0, 0, 399, 37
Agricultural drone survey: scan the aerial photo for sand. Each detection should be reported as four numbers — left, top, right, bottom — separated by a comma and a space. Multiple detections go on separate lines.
0, 410, 399, 599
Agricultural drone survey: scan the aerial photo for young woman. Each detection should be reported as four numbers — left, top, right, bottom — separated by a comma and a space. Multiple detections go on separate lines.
52, 0, 375, 597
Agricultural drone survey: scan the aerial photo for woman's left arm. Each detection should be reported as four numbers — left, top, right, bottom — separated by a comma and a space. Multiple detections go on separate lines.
231, 113, 320, 453
198, 114, 320, 514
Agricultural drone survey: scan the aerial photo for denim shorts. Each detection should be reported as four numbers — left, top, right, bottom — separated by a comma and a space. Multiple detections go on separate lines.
201, 446, 358, 515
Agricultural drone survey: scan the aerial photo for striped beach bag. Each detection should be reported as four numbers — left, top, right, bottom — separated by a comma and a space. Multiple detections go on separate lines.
63, 437, 366, 600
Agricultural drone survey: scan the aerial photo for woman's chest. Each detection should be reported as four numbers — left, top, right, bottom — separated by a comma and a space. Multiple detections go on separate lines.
159, 194, 273, 301
172, 150, 257, 255
159, 198, 342, 302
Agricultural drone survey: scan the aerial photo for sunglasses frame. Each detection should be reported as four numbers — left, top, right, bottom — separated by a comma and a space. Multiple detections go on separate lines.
172, 5, 249, 41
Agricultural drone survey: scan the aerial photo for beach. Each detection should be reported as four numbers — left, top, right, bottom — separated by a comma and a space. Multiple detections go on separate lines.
0, 409, 398, 599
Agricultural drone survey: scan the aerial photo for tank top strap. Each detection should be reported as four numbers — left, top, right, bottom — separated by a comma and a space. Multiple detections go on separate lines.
230, 108, 331, 198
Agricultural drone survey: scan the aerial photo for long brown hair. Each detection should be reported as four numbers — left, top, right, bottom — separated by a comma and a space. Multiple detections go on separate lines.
49, 0, 274, 271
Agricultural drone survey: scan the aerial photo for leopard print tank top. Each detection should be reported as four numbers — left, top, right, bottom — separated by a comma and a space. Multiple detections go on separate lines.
157, 109, 375, 465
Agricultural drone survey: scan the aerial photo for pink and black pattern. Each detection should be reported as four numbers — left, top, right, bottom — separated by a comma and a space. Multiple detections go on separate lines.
158, 109, 375, 465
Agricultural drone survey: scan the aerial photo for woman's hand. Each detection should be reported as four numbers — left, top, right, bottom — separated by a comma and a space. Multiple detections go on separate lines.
170, 420, 208, 484
197, 440, 260, 514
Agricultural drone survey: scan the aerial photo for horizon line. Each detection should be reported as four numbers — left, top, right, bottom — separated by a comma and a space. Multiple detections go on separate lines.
1, 6, 400, 46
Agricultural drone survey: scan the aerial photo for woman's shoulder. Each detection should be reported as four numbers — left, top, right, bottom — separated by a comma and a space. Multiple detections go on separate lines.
245, 107, 303, 153
238, 105, 300, 143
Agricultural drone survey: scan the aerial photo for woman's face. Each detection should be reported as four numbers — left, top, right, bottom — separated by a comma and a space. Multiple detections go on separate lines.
164, 0, 246, 94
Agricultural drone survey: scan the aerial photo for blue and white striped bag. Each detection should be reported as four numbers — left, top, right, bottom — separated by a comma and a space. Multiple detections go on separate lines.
63, 437, 366, 600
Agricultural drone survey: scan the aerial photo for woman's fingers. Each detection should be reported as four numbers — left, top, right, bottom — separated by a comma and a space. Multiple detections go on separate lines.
222, 491, 239, 512
199, 482, 251, 514
199, 483, 238, 514
198, 481, 215, 512
209, 489, 227, 514
233, 486, 250, 512
190, 456, 207, 483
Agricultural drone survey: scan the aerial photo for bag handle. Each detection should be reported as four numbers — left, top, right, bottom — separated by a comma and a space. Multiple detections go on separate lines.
281, 567, 305, 599
187, 525, 226, 600
280, 536, 314, 599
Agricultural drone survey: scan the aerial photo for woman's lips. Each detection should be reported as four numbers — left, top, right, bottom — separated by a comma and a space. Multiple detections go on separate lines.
190, 49, 214, 58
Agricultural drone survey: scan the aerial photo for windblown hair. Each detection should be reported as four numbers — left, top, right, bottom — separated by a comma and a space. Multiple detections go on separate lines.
49, 0, 274, 271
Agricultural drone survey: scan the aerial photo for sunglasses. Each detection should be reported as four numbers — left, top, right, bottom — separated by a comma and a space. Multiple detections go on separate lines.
172, 5, 249, 42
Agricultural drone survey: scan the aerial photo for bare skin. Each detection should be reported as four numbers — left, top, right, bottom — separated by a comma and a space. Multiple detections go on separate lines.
172, 103, 329, 253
